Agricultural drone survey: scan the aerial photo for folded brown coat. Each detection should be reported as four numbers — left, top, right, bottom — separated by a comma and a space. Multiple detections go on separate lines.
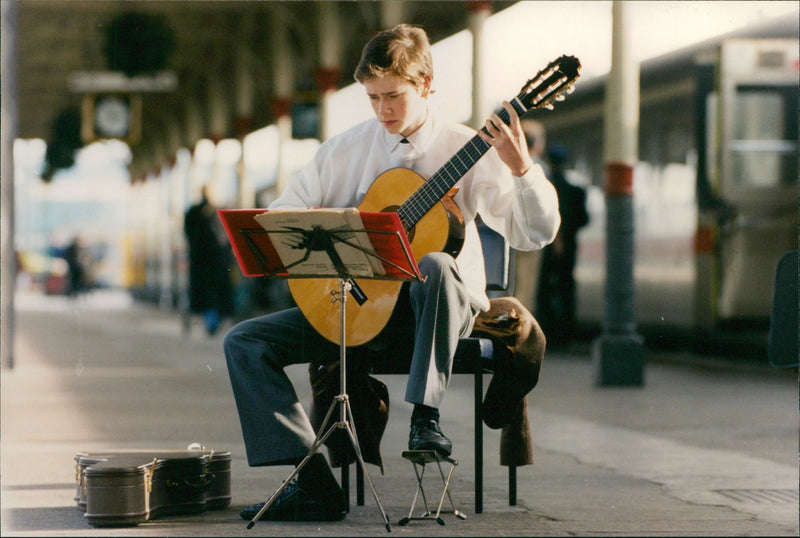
308, 296, 545, 471
472, 296, 546, 467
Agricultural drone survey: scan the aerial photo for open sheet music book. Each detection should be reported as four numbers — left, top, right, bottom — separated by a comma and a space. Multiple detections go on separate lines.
253, 208, 385, 278
218, 208, 419, 281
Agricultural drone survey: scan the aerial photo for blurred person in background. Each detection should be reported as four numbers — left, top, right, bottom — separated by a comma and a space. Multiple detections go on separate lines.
536, 145, 588, 346
184, 185, 233, 335
64, 236, 87, 296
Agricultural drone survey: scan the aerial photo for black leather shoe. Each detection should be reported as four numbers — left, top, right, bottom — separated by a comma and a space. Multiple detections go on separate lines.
408, 418, 453, 457
240, 480, 346, 522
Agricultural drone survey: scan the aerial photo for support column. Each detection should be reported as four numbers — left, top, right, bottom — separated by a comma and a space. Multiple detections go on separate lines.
316, 2, 341, 142
467, 2, 493, 514
234, 19, 256, 139
380, 0, 405, 28
316, 67, 340, 142
270, 15, 294, 194
235, 34, 256, 208
271, 97, 292, 195
207, 68, 229, 143
593, 1, 644, 386
468, 1, 492, 130
157, 161, 174, 310
184, 95, 205, 153
207, 61, 240, 209
1, 0, 17, 369
164, 124, 188, 314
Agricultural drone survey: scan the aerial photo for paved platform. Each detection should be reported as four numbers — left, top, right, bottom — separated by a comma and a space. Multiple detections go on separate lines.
2, 290, 797, 536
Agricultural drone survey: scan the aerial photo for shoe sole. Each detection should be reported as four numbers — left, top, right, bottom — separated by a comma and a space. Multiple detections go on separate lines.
408, 443, 452, 458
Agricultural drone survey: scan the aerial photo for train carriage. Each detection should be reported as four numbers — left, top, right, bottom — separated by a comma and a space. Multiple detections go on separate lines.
537, 17, 799, 338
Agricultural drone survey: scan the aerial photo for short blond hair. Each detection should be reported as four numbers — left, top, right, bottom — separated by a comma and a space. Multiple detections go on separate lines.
353, 24, 433, 87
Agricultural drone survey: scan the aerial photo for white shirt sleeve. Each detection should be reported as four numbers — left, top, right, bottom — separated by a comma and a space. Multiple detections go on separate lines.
457, 150, 561, 252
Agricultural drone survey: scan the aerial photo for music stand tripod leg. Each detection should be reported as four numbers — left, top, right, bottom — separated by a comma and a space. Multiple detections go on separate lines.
335, 278, 392, 532
343, 404, 392, 532
246, 405, 341, 528
246, 393, 344, 528
247, 277, 391, 532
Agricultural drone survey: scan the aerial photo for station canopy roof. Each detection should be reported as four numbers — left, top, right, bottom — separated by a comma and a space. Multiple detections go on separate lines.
13, 1, 516, 177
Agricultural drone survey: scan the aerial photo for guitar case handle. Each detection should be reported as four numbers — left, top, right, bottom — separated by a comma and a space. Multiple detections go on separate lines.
166, 473, 215, 495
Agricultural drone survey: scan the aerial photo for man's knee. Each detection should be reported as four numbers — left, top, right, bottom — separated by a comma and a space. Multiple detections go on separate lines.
418, 252, 457, 280
411, 252, 467, 309
223, 319, 255, 361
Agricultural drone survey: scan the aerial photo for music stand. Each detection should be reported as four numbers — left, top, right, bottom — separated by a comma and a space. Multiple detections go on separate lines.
218, 208, 423, 532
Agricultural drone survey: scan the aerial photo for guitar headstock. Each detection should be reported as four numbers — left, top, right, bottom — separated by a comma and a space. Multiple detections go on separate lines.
515, 55, 581, 113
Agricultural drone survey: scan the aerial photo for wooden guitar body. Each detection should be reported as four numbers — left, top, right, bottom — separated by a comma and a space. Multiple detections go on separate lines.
288, 167, 464, 346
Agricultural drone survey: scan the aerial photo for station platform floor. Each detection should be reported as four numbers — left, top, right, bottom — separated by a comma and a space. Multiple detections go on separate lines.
2, 290, 797, 537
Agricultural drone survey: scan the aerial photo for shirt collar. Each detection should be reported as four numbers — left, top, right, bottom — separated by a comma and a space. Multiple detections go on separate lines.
385, 108, 433, 153
386, 133, 408, 153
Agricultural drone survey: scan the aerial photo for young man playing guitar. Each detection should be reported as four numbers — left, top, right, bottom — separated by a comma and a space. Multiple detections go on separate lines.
225, 24, 561, 522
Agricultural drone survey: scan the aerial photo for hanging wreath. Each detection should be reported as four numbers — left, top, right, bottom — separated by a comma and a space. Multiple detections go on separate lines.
103, 12, 175, 76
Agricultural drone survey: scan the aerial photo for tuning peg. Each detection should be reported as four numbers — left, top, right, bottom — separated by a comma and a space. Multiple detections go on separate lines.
566, 85, 576, 94
543, 103, 555, 110
555, 94, 566, 101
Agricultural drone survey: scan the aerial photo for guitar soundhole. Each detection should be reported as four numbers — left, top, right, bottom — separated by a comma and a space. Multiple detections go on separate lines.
382, 205, 415, 242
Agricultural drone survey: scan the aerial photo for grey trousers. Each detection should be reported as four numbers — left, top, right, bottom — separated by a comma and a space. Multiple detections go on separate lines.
223, 252, 475, 466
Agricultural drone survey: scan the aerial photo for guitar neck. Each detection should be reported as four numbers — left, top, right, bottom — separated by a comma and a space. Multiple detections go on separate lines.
397, 100, 526, 230
395, 54, 580, 230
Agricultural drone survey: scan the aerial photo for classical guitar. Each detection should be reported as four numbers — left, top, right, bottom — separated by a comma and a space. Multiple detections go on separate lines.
290, 55, 581, 346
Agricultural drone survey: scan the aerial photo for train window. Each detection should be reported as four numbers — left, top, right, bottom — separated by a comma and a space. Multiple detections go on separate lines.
729, 86, 797, 188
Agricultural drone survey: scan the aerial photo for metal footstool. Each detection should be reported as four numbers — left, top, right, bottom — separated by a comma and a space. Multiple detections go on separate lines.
397, 450, 467, 526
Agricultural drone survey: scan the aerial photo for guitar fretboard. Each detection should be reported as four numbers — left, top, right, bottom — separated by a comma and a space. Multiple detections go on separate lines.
397, 102, 523, 229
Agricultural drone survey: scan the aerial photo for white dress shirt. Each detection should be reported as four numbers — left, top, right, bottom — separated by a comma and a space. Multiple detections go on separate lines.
270, 109, 560, 312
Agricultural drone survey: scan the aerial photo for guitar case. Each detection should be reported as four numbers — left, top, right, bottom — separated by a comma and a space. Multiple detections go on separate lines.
74, 444, 231, 527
